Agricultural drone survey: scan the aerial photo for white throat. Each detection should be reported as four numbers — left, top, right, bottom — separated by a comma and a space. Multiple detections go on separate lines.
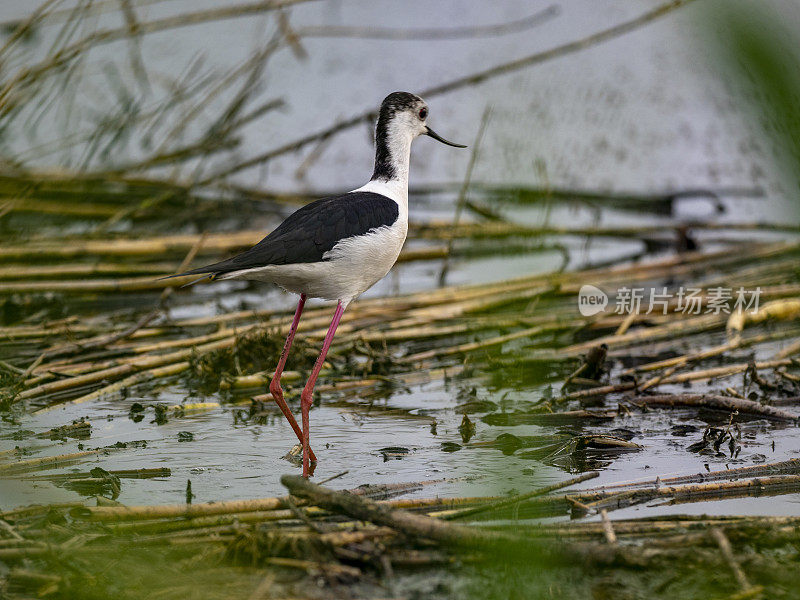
378, 120, 414, 186
357, 118, 416, 210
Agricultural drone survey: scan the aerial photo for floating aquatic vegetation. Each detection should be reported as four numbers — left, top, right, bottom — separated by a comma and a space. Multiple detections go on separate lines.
187, 328, 315, 395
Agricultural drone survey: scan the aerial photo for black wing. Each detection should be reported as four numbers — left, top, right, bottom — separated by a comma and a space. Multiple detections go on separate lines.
174, 191, 399, 278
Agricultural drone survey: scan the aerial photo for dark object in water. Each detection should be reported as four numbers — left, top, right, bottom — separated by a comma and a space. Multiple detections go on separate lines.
482, 409, 616, 426
455, 399, 498, 414
379, 446, 410, 461
583, 344, 608, 380
675, 225, 698, 253
63, 467, 121, 500
152, 403, 168, 425
129, 402, 145, 423
607, 428, 637, 441
441, 442, 462, 453
517, 434, 642, 469
458, 414, 476, 443
686, 424, 742, 458
672, 424, 699, 437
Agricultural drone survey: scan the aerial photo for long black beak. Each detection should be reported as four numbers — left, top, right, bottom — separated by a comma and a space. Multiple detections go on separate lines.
425, 126, 467, 148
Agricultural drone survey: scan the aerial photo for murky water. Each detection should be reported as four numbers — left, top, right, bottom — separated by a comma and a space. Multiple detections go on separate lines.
4, 313, 800, 520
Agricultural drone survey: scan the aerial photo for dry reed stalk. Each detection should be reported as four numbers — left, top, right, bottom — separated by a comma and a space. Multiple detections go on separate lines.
0, 320, 86, 340
0, 502, 84, 521
71, 494, 491, 523
710, 528, 755, 594
509, 475, 800, 518
0, 219, 558, 267
387, 496, 497, 510
533, 518, 743, 538
0, 547, 50, 560
0, 262, 180, 280
775, 338, 800, 359
21, 467, 170, 481
398, 321, 575, 364
578, 490, 640, 514
281, 475, 544, 554
223, 370, 300, 390
333, 313, 565, 346
664, 358, 793, 384
600, 509, 617, 544
727, 299, 800, 344
18, 335, 241, 401
0, 449, 105, 475
608, 475, 800, 506
562, 313, 726, 356
104, 507, 326, 536
629, 394, 796, 421
441, 471, 598, 521
72, 496, 288, 521
33, 361, 190, 413
0, 229, 262, 261
262, 557, 362, 578
0, 539, 45, 549
614, 310, 638, 336
0, 245, 485, 294
4, 199, 121, 217
582, 458, 800, 494
0, 275, 199, 294
637, 365, 679, 392
113, 326, 248, 356
622, 336, 761, 376
412, 219, 798, 240
565, 359, 795, 401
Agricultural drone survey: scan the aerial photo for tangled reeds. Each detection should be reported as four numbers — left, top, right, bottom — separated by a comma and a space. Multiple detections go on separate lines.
1, 462, 798, 598
1, 236, 797, 416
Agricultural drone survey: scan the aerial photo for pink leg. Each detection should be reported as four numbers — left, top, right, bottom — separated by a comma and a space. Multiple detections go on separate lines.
300, 301, 346, 477
268, 294, 316, 463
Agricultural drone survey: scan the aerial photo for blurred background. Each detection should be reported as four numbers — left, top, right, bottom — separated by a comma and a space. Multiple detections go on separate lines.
0, 0, 798, 199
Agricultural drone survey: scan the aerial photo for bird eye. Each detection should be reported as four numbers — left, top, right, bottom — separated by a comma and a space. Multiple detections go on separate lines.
418, 107, 428, 120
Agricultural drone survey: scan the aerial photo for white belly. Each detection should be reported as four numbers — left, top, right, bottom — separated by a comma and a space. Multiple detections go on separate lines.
221, 219, 408, 304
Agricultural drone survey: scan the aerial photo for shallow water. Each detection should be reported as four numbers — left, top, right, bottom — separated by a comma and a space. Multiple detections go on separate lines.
3, 315, 800, 521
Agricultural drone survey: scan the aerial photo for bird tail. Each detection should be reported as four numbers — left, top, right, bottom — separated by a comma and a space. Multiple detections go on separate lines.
158, 265, 220, 287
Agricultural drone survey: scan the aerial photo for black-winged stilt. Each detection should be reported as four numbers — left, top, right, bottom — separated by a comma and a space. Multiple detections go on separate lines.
171, 92, 465, 477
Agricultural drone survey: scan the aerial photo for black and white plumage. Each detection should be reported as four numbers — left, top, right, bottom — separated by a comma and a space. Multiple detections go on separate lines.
179, 191, 400, 300
170, 91, 465, 478
173, 91, 464, 306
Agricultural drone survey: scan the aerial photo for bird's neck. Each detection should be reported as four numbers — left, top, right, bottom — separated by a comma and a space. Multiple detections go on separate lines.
370, 118, 413, 199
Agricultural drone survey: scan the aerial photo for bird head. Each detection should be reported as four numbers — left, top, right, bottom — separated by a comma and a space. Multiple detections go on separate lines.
377, 91, 466, 148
